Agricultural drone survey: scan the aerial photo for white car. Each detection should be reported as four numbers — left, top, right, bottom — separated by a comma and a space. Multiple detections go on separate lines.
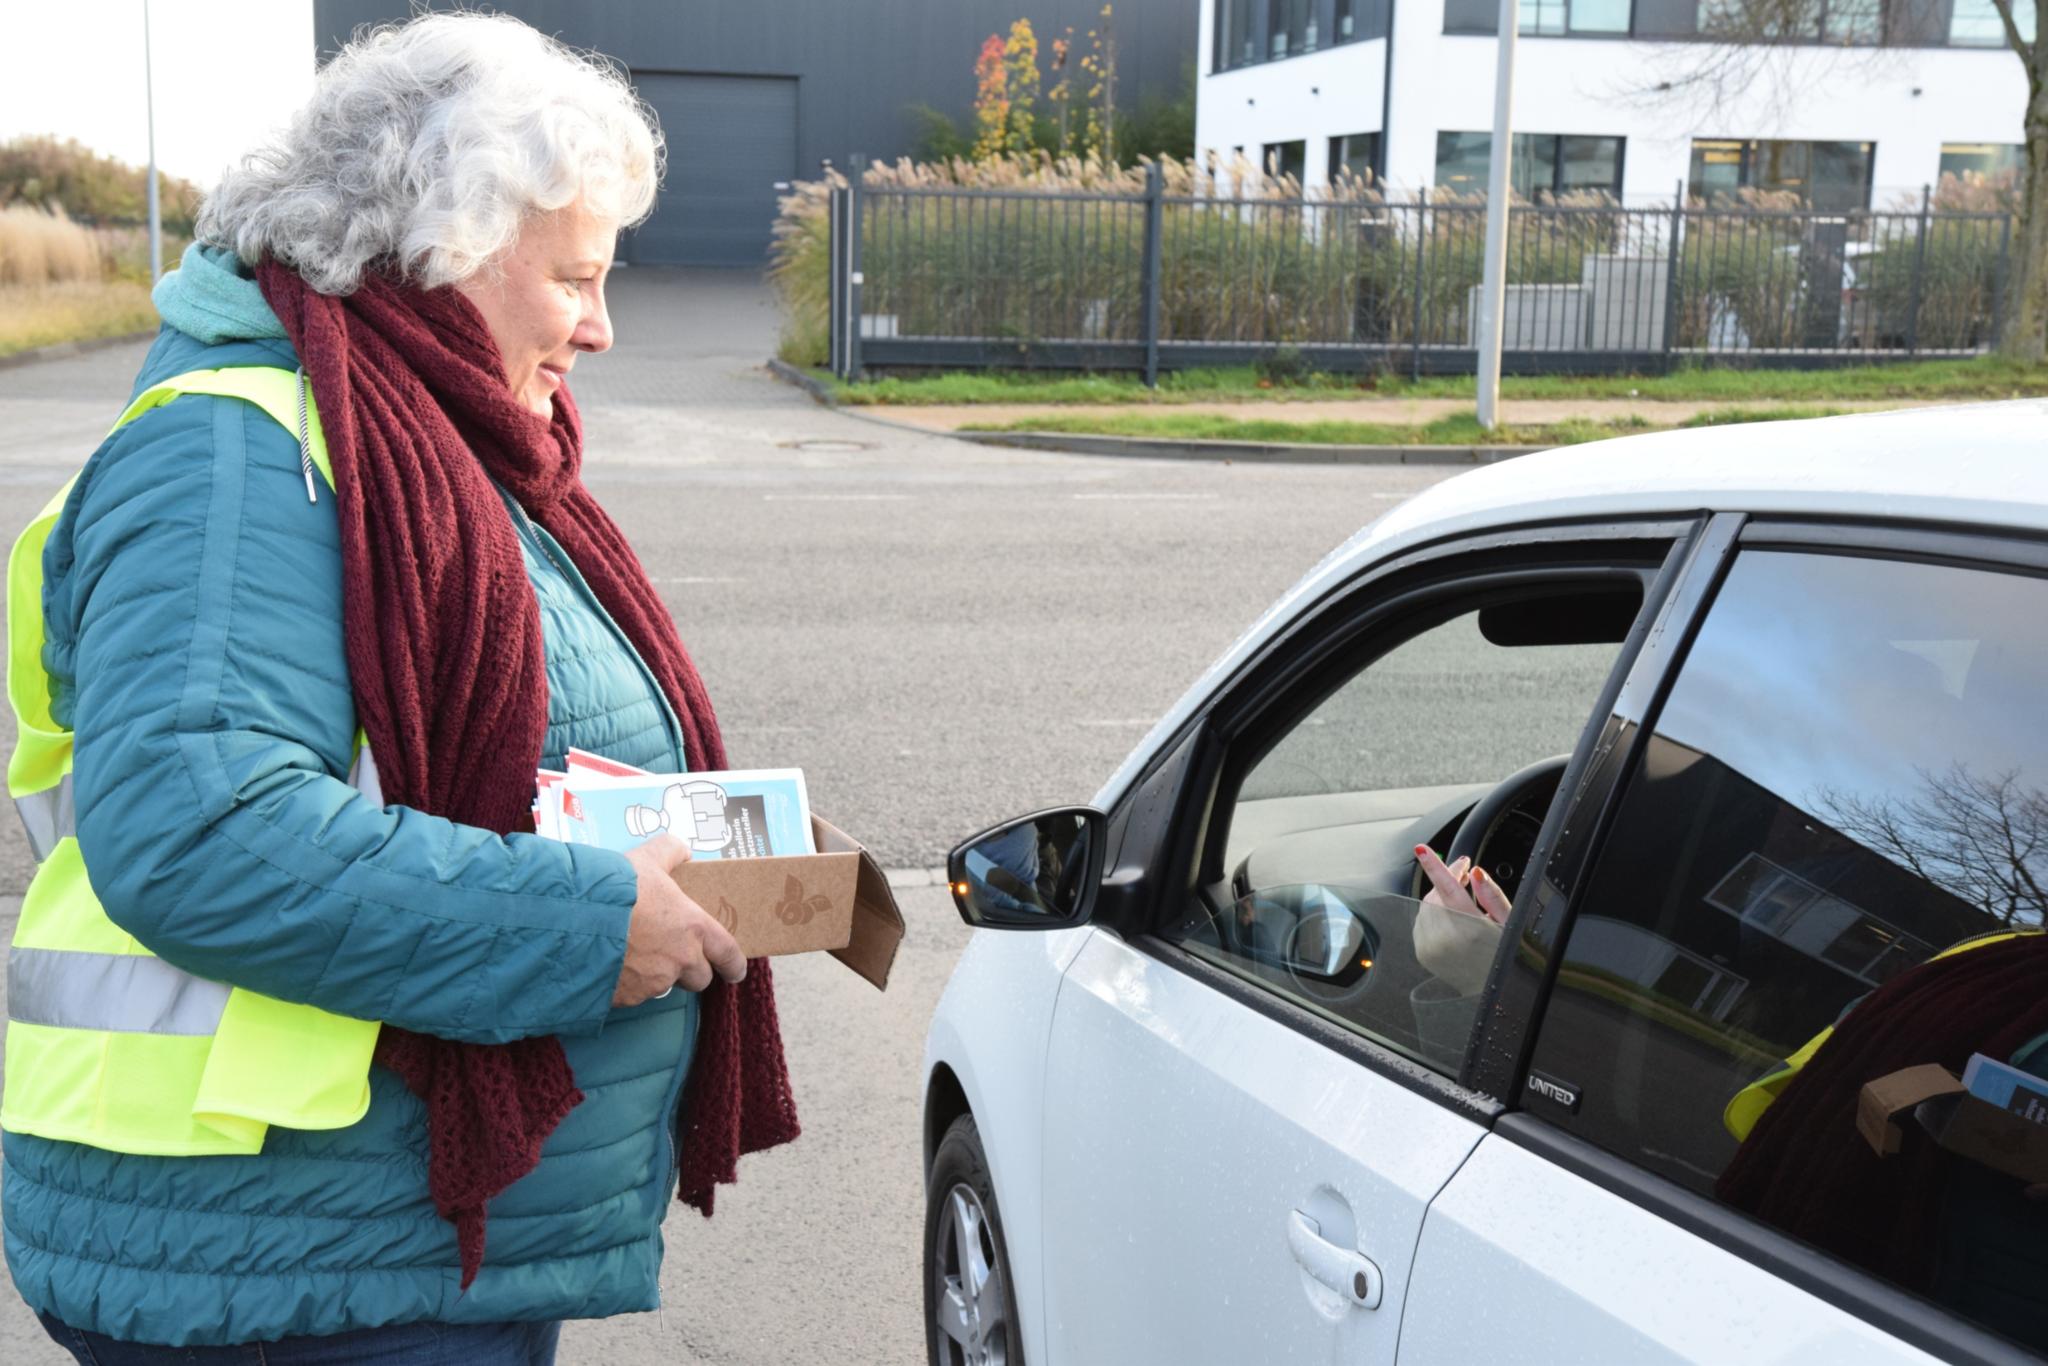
921, 405, 2048, 1366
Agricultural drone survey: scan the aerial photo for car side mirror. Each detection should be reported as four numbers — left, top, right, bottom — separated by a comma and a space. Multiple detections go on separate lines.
947, 807, 1106, 930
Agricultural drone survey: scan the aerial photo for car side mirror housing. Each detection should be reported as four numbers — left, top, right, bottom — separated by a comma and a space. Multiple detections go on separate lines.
948, 807, 1106, 930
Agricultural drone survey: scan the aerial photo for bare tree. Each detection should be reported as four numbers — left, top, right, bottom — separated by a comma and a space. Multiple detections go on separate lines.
1986, 0, 2048, 358
1819, 763, 2048, 928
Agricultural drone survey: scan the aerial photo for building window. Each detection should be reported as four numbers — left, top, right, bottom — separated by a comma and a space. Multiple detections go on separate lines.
1688, 138, 1874, 211
1268, 0, 1317, 57
1215, 0, 1260, 69
1951, 0, 2034, 43
1519, 0, 1633, 30
1822, 0, 1884, 39
1698, 0, 1875, 38
1435, 131, 1624, 198
1265, 139, 1308, 183
1328, 131, 1381, 184
1940, 142, 2024, 179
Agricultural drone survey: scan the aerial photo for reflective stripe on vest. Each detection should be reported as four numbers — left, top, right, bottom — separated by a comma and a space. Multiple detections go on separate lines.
9, 945, 229, 1033
2, 365, 380, 1157
14, 770, 71, 862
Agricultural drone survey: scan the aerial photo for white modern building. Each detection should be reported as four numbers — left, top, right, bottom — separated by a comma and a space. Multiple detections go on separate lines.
1196, 0, 2032, 208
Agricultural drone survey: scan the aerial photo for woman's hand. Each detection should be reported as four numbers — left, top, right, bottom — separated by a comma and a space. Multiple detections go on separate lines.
1412, 845, 1512, 998
613, 835, 748, 1006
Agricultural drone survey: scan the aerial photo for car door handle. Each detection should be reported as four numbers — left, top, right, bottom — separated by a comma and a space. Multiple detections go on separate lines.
1286, 1209, 1383, 1310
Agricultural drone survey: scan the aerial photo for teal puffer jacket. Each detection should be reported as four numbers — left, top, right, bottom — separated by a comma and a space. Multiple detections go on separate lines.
2, 247, 700, 1346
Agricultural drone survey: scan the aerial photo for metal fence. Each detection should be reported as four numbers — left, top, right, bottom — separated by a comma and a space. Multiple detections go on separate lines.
825, 169, 2014, 381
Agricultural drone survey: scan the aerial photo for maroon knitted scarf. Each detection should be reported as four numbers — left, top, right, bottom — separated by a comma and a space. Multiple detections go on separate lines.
1716, 931, 2048, 1290
256, 260, 800, 1287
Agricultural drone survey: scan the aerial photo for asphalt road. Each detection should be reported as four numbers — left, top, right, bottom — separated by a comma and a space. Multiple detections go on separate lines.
0, 270, 1462, 1364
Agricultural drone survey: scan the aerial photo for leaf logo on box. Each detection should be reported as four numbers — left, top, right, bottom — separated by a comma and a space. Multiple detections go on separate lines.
775, 874, 831, 926
713, 896, 740, 933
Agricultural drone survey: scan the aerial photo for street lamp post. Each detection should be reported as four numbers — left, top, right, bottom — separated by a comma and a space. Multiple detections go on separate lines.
1474, 0, 1519, 429
144, 0, 162, 284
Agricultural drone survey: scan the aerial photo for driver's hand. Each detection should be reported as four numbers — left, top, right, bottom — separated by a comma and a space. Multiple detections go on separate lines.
1415, 846, 1512, 925
1412, 846, 1511, 997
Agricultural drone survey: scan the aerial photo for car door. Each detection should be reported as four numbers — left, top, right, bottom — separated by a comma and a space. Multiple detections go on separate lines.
1036, 525, 1688, 1364
1404, 522, 2048, 1364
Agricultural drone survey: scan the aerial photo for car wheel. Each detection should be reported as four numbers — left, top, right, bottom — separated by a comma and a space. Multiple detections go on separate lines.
926, 1114, 1022, 1366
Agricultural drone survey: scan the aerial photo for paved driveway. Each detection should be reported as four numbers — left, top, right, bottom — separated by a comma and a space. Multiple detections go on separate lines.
0, 268, 1460, 1364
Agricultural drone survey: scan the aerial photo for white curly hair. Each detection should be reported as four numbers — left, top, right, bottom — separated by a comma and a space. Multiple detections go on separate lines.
197, 11, 663, 295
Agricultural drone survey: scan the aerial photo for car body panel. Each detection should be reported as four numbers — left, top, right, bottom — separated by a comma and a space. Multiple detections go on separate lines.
1398, 1135, 1941, 1365
1039, 930, 1486, 1364
921, 924, 1096, 1362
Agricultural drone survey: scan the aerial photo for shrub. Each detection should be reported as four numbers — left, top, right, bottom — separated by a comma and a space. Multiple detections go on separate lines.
0, 204, 99, 285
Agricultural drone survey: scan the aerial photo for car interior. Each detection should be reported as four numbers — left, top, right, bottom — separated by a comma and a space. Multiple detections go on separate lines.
1182, 577, 1651, 1070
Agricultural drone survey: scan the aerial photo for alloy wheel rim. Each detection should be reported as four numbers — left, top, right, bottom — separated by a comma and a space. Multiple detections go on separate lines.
933, 1181, 1008, 1366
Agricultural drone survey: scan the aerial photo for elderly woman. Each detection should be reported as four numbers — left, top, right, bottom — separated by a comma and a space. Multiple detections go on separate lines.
2, 15, 794, 1363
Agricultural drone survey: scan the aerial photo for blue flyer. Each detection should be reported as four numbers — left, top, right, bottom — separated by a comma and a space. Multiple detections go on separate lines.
563, 767, 815, 859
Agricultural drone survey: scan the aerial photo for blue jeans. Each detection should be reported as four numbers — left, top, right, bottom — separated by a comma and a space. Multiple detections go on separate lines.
37, 1314, 561, 1365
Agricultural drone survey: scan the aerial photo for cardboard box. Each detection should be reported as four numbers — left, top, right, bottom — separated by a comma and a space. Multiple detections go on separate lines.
1858, 1064, 2048, 1186
670, 814, 904, 990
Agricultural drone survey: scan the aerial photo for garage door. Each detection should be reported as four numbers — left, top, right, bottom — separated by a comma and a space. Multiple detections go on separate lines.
629, 72, 798, 266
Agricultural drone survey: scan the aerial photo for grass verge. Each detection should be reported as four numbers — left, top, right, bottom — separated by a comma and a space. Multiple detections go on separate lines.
956, 405, 1847, 448
0, 280, 157, 358
828, 357, 2048, 407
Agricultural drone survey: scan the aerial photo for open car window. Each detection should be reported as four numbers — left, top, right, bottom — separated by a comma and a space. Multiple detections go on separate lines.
1172, 576, 1648, 1076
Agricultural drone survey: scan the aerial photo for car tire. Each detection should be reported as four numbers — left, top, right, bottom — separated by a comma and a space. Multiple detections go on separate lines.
925, 1113, 1023, 1366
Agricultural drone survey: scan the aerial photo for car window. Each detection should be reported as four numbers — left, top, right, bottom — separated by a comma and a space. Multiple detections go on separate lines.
1174, 581, 1643, 1076
1525, 549, 2048, 1354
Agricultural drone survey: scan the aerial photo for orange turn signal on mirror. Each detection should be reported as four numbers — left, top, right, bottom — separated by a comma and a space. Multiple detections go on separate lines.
1359, 958, 1374, 969
952, 881, 972, 898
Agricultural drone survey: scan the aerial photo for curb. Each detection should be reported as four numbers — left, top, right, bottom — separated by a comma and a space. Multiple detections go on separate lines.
949, 429, 1550, 466
766, 357, 838, 405
0, 329, 156, 372
761, 360, 1551, 465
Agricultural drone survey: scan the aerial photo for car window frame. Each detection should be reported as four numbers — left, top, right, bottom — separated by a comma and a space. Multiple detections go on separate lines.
1093, 514, 1704, 1123
1492, 513, 2048, 1366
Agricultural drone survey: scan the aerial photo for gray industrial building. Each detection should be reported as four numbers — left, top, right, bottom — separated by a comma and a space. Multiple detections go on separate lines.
315, 1, 1197, 266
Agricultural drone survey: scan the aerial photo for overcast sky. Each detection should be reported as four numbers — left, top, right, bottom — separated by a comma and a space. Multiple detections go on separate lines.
0, 1, 315, 187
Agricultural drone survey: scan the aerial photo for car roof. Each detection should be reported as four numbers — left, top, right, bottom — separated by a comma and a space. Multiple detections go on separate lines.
1094, 400, 2048, 808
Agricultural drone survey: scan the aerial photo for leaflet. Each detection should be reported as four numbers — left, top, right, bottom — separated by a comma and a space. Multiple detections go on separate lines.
1960, 1052, 2048, 1126
544, 749, 814, 858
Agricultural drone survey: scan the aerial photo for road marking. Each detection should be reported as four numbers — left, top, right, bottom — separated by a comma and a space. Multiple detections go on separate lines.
1072, 492, 1219, 501
761, 491, 913, 501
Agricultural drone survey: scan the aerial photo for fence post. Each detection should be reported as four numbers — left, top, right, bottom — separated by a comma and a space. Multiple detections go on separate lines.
827, 178, 845, 379
1410, 200, 1427, 380
1660, 180, 1685, 360
1140, 161, 1165, 388
846, 156, 866, 380
1905, 183, 1932, 357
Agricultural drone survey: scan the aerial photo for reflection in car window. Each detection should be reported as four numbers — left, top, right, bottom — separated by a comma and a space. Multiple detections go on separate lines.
1183, 589, 1637, 1077
1527, 551, 2048, 1353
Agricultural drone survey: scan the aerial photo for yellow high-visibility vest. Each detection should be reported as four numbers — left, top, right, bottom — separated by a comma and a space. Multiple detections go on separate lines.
2, 366, 381, 1156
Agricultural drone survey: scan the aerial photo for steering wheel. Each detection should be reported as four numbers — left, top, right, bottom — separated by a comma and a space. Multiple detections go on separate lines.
1441, 754, 1572, 899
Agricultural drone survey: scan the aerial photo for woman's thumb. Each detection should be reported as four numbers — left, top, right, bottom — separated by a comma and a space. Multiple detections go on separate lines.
638, 833, 695, 872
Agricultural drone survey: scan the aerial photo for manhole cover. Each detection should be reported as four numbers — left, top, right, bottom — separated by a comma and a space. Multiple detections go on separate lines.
786, 439, 873, 453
